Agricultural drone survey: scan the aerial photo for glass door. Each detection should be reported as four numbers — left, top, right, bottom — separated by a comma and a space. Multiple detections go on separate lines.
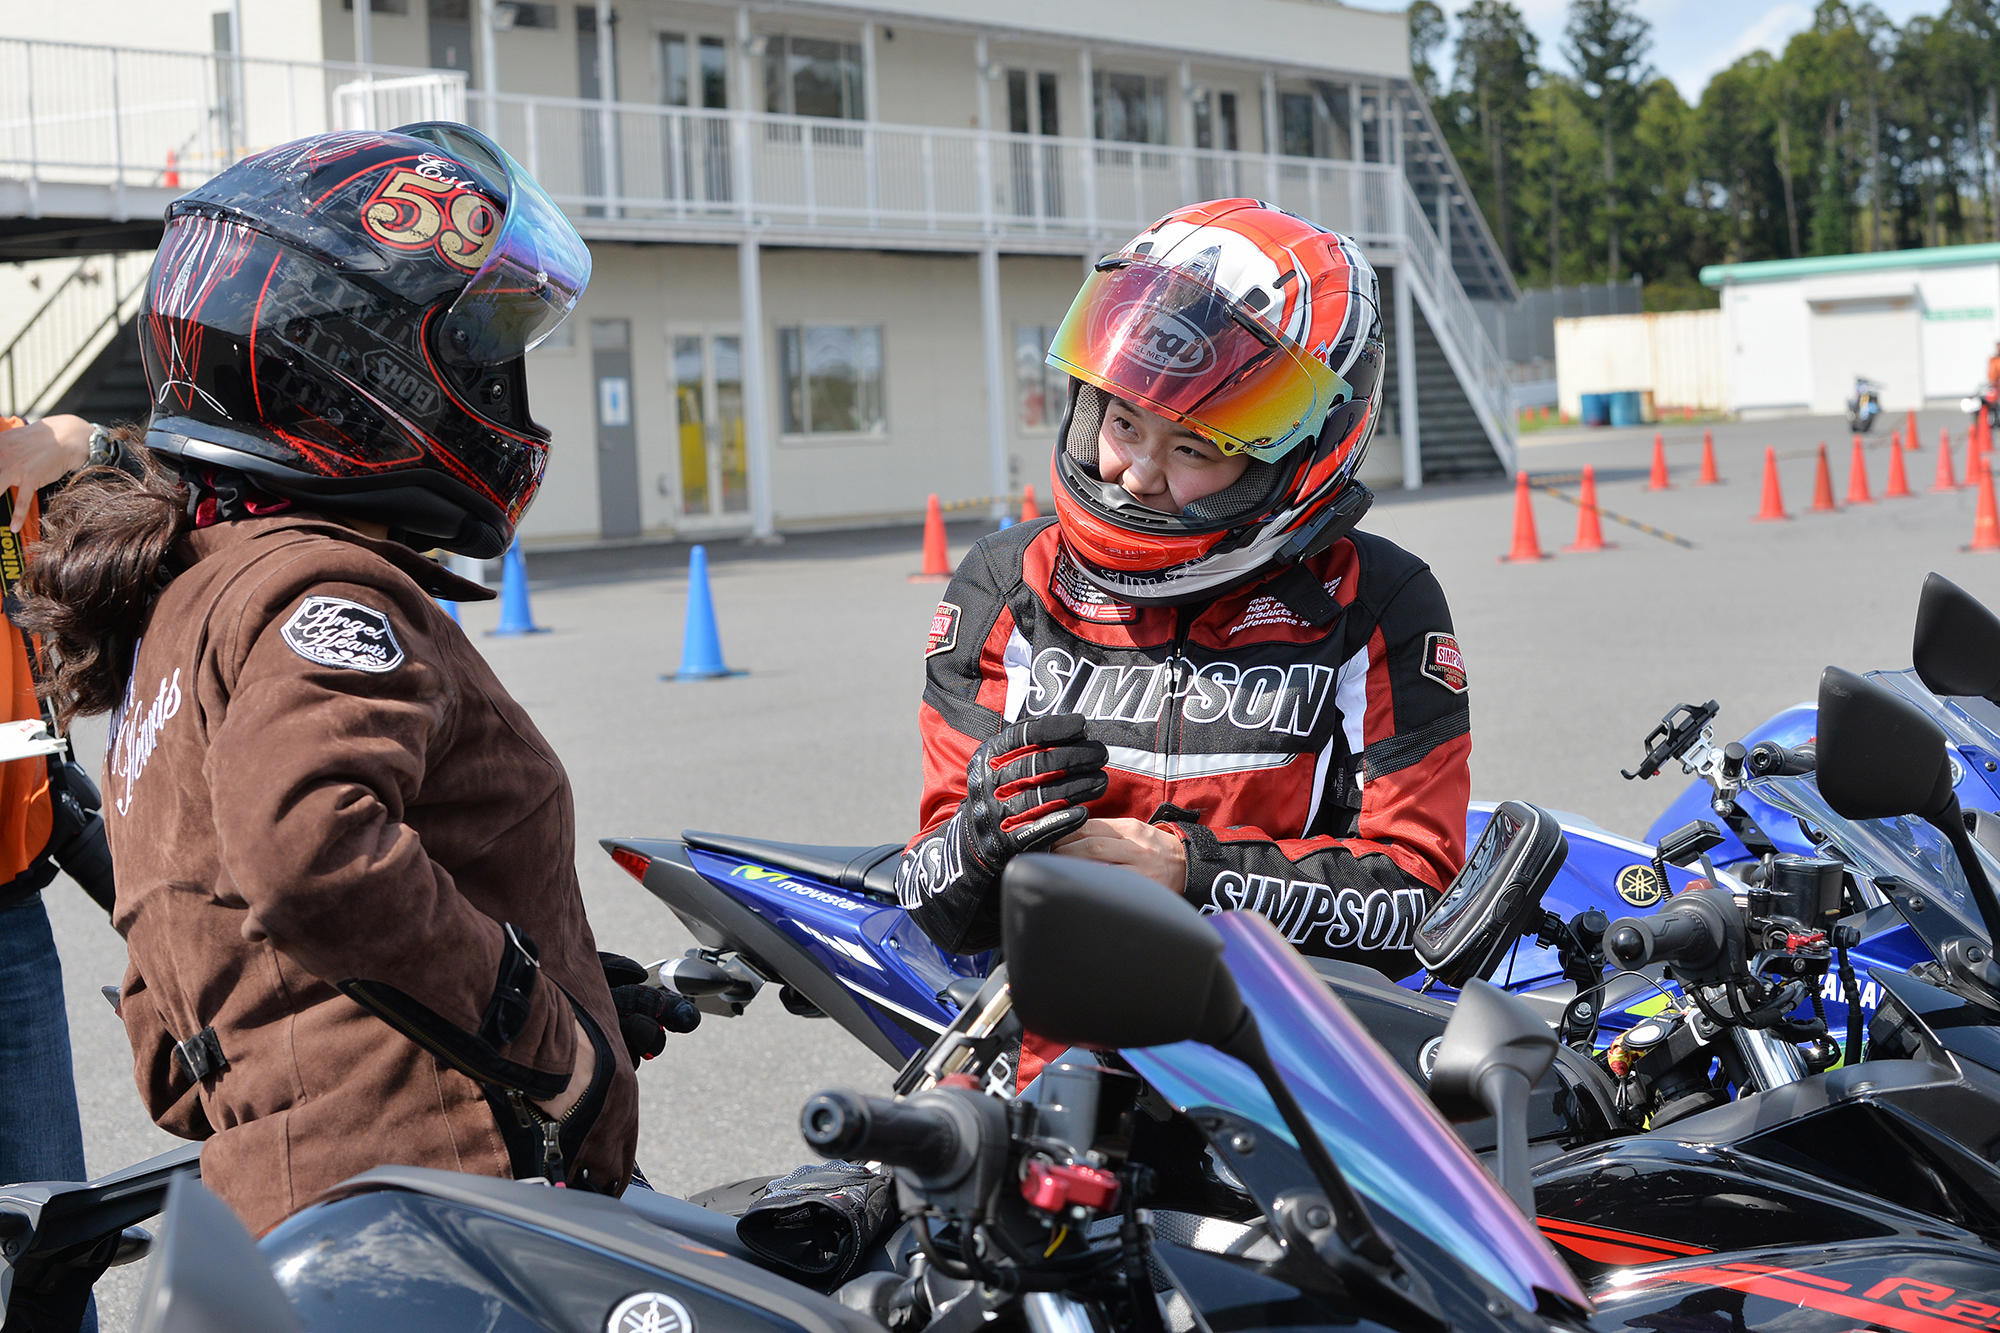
1004, 69, 1063, 221
671, 328, 749, 523
657, 30, 732, 207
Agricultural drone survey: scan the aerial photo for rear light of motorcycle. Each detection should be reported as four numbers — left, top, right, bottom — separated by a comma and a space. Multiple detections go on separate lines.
610, 848, 651, 883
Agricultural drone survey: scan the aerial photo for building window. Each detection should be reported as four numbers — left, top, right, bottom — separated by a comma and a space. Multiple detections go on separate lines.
1016, 325, 1061, 431
1093, 71, 1166, 145
762, 35, 865, 120
492, 2, 558, 27
1193, 91, 1239, 152
779, 325, 885, 435
1278, 82, 1352, 159
340, 0, 411, 11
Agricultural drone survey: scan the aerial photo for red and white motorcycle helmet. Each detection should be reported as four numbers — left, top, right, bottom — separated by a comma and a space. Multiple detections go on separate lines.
1046, 199, 1384, 605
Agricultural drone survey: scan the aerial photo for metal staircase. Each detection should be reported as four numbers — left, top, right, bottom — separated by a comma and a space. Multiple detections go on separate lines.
0, 254, 147, 421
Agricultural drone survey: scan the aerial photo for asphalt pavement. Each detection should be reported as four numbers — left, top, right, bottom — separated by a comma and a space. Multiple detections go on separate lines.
42, 407, 1997, 1327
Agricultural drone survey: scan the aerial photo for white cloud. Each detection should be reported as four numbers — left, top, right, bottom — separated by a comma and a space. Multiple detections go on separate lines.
1658, 0, 1812, 99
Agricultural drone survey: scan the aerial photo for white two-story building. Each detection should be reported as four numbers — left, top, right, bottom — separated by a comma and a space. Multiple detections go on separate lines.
1, 0, 1517, 545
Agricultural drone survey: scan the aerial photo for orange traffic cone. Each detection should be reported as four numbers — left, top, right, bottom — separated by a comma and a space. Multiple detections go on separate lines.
1565, 466, 1611, 552
1646, 433, 1671, 490
1885, 433, 1913, 498
1020, 485, 1040, 522
1937, 430, 1961, 492
163, 149, 180, 188
912, 494, 951, 581
1969, 461, 2000, 552
1846, 435, 1874, 505
1754, 447, 1790, 521
1697, 430, 1720, 485
1811, 444, 1839, 512
1501, 471, 1549, 563
1907, 409, 1921, 450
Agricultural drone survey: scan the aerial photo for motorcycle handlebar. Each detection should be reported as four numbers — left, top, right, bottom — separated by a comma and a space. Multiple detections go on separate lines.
1606, 889, 1735, 974
1745, 741, 1816, 778
801, 1090, 964, 1177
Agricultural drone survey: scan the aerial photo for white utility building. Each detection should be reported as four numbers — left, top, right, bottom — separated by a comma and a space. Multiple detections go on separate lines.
1701, 245, 2000, 417
1, 0, 1518, 546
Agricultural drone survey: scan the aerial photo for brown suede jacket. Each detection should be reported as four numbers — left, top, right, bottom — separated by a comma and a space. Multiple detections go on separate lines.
105, 514, 637, 1234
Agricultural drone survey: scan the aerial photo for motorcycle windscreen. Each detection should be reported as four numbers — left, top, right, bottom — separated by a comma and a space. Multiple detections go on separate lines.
1753, 773, 1993, 956
1121, 913, 1589, 1317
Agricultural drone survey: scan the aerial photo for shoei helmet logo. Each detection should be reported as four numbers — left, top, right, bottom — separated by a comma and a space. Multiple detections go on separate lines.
606, 1292, 694, 1333
1112, 302, 1214, 378
1616, 864, 1668, 908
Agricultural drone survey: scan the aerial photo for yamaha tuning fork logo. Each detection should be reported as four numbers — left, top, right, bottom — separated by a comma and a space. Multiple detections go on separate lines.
606, 1292, 695, 1333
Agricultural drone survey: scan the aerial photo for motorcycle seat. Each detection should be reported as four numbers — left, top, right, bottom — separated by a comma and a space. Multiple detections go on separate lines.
617, 1184, 761, 1263
683, 832, 904, 902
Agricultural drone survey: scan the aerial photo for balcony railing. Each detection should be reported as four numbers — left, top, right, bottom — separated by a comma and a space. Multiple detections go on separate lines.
474, 92, 1406, 251
0, 36, 1512, 464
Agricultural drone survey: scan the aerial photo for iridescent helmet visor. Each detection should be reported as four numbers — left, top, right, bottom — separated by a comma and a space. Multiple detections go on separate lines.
1046, 257, 1352, 464
400, 121, 591, 365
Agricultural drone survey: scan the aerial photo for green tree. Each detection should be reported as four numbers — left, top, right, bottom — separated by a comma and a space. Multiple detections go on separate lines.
1410, 0, 1449, 101
1563, 0, 1653, 279
1451, 0, 1539, 273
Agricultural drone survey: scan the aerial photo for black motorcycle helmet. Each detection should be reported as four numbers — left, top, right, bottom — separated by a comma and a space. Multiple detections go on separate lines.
138, 122, 590, 558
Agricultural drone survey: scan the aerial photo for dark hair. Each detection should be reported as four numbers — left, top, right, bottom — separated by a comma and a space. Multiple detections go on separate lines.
16, 432, 189, 730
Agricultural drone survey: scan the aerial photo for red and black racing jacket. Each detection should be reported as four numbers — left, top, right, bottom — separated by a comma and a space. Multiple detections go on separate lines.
898, 518, 1471, 978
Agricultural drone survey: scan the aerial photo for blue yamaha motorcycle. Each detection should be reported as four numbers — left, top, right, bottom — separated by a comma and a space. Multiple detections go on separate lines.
599, 575, 2000, 1075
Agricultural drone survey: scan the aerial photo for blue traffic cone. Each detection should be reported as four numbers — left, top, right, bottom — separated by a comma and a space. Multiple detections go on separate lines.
998, 515, 1014, 529
487, 538, 547, 636
671, 545, 737, 680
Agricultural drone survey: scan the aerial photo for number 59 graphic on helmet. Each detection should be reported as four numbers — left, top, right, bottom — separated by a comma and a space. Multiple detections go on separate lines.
362, 167, 500, 272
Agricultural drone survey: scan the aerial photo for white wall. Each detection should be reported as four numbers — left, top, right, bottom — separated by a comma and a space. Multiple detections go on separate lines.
519, 244, 1091, 543
1553, 309, 1726, 418
1721, 281, 1813, 416
1915, 263, 2000, 401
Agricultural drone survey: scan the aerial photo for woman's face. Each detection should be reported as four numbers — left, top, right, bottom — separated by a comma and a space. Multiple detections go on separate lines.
1096, 396, 1250, 513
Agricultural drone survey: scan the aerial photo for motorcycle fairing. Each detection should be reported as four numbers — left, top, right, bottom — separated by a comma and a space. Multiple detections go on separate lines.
261, 1166, 881, 1333
1587, 1241, 2000, 1333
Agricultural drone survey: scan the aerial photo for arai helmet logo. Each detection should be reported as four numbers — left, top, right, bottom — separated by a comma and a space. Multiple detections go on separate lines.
606, 1292, 694, 1333
1112, 302, 1213, 377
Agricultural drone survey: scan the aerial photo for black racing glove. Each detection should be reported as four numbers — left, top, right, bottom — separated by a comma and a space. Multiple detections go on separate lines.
897, 713, 1109, 953
599, 952, 700, 1067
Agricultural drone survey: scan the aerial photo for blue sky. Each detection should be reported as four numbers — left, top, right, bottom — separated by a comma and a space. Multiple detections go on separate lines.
1360, 0, 1943, 103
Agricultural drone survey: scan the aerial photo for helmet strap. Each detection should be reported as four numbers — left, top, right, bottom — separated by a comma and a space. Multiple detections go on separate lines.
1263, 481, 1374, 624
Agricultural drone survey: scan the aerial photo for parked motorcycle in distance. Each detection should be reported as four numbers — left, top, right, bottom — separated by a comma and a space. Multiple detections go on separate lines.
1847, 375, 1884, 432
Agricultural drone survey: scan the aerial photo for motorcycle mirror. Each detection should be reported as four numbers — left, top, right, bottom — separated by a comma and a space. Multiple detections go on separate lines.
132, 1173, 303, 1333
1426, 980, 1557, 1219
1914, 573, 2000, 703
1002, 855, 1246, 1051
1816, 666, 1956, 824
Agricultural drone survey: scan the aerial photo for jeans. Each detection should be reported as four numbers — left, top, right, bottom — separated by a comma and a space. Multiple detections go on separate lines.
0, 892, 97, 1333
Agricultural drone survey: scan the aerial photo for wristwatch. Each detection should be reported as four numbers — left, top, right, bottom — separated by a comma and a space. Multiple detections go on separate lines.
84, 424, 115, 469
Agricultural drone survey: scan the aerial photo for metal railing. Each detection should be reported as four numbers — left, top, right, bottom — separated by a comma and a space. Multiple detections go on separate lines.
0, 37, 456, 194
1394, 175, 1515, 469
471, 92, 1413, 253
0, 255, 147, 419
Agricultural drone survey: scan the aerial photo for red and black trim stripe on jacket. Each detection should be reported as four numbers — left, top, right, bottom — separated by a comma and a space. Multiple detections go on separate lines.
899, 517, 1471, 969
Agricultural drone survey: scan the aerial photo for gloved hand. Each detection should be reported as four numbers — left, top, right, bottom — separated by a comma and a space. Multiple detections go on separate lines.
599, 952, 700, 1067
955, 712, 1110, 892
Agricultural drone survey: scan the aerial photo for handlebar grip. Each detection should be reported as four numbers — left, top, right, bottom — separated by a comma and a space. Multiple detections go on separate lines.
1606, 893, 1729, 973
1745, 741, 1816, 778
801, 1090, 963, 1176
